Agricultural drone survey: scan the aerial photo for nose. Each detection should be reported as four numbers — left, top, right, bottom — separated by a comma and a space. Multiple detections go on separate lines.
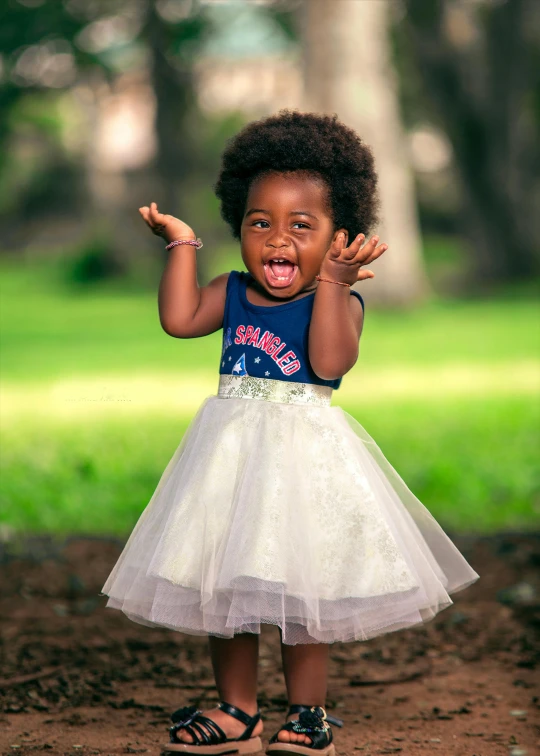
266, 229, 290, 248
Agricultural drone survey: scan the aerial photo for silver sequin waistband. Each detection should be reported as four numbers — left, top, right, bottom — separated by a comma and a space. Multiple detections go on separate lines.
217, 375, 333, 407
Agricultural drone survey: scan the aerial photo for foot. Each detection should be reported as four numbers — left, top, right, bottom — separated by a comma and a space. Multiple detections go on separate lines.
275, 712, 314, 747
174, 705, 263, 745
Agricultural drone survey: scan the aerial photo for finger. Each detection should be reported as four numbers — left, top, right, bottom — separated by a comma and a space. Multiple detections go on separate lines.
359, 235, 379, 257
329, 232, 346, 259
150, 202, 159, 225
149, 202, 168, 227
140, 203, 158, 228
139, 207, 155, 229
357, 269, 375, 281
361, 243, 388, 266
343, 233, 365, 260
139, 205, 152, 226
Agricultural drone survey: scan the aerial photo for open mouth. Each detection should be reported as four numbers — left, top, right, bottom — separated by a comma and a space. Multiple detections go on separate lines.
263, 259, 298, 288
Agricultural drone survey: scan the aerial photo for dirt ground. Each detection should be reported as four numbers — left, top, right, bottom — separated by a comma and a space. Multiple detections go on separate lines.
0, 533, 538, 756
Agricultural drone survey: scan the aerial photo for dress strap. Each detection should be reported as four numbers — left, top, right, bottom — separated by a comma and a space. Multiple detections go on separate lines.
350, 288, 365, 312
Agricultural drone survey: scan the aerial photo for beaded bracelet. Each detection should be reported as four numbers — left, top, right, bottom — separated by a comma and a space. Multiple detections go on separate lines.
315, 275, 350, 288
165, 238, 203, 251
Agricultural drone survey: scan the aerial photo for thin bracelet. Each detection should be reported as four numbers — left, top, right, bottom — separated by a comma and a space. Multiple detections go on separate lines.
165, 238, 203, 250
315, 275, 351, 288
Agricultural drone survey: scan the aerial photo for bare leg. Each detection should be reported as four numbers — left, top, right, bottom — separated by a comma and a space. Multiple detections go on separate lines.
175, 632, 263, 744
276, 632, 331, 745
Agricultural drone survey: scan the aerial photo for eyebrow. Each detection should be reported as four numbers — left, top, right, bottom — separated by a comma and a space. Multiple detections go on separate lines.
245, 208, 319, 220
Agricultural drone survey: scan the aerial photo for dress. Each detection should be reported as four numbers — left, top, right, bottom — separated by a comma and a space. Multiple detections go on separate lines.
101, 270, 480, 645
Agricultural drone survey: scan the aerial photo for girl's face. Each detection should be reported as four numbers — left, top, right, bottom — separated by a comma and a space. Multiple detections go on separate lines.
240, 171, 347, 299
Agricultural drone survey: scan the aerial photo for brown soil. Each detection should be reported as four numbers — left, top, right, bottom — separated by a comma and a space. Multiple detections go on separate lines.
0, 533, 539, 756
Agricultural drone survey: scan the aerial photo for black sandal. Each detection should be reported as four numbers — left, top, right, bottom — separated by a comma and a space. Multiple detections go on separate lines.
265, 705, 343, 755
164, 700, 263, 754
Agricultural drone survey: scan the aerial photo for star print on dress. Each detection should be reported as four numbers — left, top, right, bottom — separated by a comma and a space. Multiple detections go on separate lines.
228, 356, 232, 361
265, 371, 270, 376
254, 357, 261, 363
232, 353, 248, 376
221, 361, 225, 367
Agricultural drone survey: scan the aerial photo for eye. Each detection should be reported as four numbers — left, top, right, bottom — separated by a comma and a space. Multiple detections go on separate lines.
253, 220, 269, 228
292, 223, 310, 229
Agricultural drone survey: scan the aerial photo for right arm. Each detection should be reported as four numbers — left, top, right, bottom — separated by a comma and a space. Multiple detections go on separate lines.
159, 248, 229, 338
139, 202, 229, 338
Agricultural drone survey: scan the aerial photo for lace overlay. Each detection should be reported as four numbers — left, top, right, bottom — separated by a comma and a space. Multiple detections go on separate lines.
218, 374, 333, 407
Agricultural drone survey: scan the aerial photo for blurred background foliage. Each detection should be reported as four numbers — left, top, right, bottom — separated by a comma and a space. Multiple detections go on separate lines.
0, 0, 539, 536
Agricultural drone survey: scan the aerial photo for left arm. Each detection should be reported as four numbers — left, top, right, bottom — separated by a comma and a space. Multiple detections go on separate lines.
309, 232, 387, 380
308, 286, 363, 380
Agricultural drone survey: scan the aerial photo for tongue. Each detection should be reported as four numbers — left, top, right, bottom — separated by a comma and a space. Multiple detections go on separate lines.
270, 261, 294, 277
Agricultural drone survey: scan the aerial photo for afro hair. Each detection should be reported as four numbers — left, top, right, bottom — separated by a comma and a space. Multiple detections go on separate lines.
214, 109, 380, 242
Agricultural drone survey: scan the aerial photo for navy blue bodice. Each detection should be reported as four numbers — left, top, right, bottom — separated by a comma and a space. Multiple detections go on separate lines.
219, 271, 365, 390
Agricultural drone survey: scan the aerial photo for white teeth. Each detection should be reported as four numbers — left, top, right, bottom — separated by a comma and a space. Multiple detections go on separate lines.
264, 260, 297, 283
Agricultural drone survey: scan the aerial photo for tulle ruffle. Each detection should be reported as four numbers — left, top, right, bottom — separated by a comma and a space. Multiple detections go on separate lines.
101, 391, 479, 644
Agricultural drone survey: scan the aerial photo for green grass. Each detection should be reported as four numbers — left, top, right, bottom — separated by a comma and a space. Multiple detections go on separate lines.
1, 396, 538, 536
1, 253, 539, 536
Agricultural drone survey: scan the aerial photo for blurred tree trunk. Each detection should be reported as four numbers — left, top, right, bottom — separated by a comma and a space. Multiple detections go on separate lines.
404, 0, 540, 282
300, 0, 431, 306
82, 69, 158, 278
143, 1, 207, 272
82, 1, 211, 279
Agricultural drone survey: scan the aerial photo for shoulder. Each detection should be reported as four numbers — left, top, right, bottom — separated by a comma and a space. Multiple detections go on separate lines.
206, 270, 248, 292
203, 271, 231, 294
207, 270, 248, 299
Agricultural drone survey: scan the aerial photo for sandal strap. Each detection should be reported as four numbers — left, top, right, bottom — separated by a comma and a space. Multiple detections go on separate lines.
169, 702, 261, 746
288, 704, 344, 728
269, 708, 334, 749
169, 706, 227, 746
218, 700, 261, 740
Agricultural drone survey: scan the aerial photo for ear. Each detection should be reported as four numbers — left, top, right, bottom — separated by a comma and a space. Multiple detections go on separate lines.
333, 227, 349, 247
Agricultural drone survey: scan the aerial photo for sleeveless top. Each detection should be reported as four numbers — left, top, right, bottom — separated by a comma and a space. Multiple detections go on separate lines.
219, 270, 365, 390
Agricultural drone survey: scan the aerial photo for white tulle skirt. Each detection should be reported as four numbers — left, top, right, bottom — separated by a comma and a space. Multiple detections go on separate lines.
101, 374, 479, 645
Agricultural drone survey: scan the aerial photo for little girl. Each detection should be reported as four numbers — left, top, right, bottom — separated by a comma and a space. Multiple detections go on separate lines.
101, 110, 479, 756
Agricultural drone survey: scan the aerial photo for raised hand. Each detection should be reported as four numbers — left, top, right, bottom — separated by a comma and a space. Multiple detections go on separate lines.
138, 202, 196, 244
319, 232, 388, 285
